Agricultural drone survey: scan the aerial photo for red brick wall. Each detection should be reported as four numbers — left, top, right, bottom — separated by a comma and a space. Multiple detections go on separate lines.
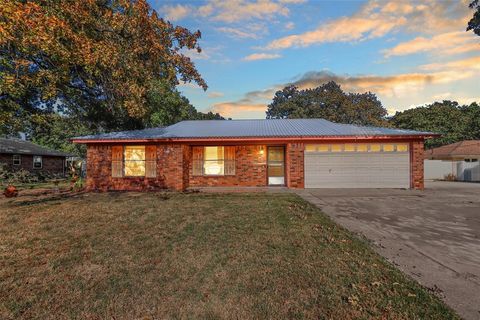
86, 144, 188, 191
0, 153, 65, 176
189, 145, 267, 187
182, 145, 191, 189
286, 143, 305, 188
411, 140, 424, 190
84, 140, 425, 191
156, 144, 187, 191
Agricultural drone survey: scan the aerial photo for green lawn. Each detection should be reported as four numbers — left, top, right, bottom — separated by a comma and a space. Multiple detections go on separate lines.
0, 192, 458, 319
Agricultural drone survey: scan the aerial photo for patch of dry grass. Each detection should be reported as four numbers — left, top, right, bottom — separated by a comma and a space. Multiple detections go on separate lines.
0, 192, 458, 319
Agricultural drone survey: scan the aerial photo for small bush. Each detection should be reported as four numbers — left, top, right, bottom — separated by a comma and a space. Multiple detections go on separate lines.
444, 173, 457, 181
0, 163, 62, 185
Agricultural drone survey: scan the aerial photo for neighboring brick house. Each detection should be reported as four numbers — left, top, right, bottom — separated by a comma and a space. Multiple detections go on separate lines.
72, 119, 437, 191
0, 138, 70, 176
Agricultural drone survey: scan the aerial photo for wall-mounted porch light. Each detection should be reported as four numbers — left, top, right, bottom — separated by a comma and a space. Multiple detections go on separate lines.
259, 146, 264, 155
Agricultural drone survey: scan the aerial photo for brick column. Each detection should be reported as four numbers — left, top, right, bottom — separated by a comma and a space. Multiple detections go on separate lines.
287, 142, 305, 188
411, 140, 424, 190
86, 144, 112, 191
158, 144, 186, 191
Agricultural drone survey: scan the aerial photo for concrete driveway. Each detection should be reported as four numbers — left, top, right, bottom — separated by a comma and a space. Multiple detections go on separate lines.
296, 181, 480, 320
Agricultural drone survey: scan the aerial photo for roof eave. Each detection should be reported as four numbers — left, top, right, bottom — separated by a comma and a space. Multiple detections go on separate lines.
72, 134, 433, 144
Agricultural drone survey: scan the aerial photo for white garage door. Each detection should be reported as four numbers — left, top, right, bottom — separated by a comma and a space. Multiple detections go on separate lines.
304, 143, 410, 188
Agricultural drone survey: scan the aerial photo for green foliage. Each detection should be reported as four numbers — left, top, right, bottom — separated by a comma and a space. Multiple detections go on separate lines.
467, 0, 480, 36
144, 80, 223, 127
266, 82, 388, 127
72, 177, 84, 192
390, 101, 480, 148
26, 113, 91, 157
0, 0, 210, 135
0, 163, 64, 185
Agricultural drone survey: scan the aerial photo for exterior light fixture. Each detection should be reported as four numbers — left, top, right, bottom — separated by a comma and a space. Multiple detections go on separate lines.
259, 146, 264, 155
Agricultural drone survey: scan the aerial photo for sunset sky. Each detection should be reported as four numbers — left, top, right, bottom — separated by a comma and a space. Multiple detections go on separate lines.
151, 0, 479, 119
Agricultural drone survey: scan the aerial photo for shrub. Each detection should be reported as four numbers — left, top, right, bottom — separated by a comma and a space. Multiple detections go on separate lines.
0, 163, 63, 185
444, 173, 457, 181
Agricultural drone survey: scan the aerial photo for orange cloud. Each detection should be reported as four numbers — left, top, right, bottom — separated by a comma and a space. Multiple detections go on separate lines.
216, 23, 268, 40
216, 27, 260, 39
208, 0, 289, 23
419, 56, 480, 71
162, 4, 191, 21
207, 91, 224, 98
265, 0, 471, 50
212, 101, 267, 118
162, 0, 306, 24
243, 53, 282, 61
383, 31, 479, 57
266, 16, 404, 49
291, 70, 473, 98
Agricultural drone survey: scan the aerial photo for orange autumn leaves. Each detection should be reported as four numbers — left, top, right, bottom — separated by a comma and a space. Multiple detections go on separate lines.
0, 0, 206, 118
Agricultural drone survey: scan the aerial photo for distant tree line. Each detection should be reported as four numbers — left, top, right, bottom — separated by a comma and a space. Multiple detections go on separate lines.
266, 82, 480, 149
390, 101, 480, 148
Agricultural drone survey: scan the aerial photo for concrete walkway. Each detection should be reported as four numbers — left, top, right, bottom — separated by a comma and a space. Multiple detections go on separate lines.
296, 181, 480, 320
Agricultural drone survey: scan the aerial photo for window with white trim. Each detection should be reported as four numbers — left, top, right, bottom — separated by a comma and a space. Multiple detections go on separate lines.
33, 156, 42, 169
13, 154, 21, 165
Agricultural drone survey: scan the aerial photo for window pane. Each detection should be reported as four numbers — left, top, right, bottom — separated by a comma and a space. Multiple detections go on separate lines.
204, 160, 224, 175
13, 155, 21, 165
317, 144, 329, 152
125, 146, 145, 161
204, 147, 225, 175
396, 144, 409, 152
369, 144, 381, 152
268, 164, 284, 177
33, 156, 42, 168
331, 144, 342, 152
268, 147, 284, 161
205, 146, 224, 160
344, 144, 355, 152
305, 145, 316, 152
124, 146, 145, 176
125, 161, 145, 176
356, 144, 368, 152
383, 144, 395, 152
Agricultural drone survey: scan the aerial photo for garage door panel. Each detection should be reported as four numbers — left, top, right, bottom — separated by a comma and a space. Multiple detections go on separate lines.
305, 152, 410, 188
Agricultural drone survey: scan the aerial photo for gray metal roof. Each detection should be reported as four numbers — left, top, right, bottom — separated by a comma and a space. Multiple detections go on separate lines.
75, 127, 167, 140
0, 138, 71, 156
73, 119, 435, 141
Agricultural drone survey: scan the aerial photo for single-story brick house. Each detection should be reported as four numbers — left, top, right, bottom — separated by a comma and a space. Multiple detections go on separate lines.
72, 119, 436, 191
0, 138, 70, 176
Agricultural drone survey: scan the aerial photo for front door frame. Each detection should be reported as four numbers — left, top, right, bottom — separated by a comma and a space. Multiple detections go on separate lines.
267, 146, 286, 186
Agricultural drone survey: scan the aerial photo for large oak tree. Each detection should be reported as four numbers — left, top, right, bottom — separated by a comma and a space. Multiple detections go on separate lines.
266, 81, 388, 127
0, 0, 211, 136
